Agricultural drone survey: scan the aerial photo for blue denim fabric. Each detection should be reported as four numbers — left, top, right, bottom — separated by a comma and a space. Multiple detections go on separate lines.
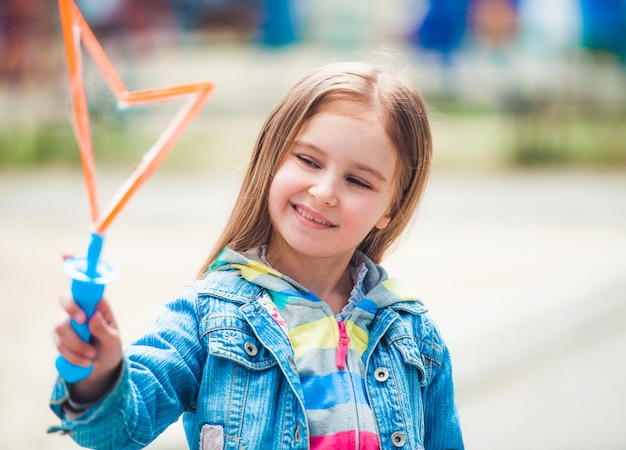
50, 269, 463, 449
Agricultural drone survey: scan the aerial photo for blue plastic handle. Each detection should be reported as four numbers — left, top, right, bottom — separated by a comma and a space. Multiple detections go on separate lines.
55, 232, 117, 383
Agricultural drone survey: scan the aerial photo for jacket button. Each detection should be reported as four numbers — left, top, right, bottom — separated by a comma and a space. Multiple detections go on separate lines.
374, 367, 389, 382
391, 431, 407, 447
244, 342, 258, 357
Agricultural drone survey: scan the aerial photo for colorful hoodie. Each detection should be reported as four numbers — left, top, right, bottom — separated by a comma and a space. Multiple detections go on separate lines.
209, 247, 421, 449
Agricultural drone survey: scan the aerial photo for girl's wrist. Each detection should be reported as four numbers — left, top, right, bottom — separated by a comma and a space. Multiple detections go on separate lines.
68, 360, 123, 404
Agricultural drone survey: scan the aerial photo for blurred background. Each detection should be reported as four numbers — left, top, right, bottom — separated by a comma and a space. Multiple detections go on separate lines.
0, 0, 625, 449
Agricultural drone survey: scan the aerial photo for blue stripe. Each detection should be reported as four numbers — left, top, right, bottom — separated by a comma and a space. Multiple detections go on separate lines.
301, 372, 368, 410
278, 288, 322, 303
356, 298, 378, 313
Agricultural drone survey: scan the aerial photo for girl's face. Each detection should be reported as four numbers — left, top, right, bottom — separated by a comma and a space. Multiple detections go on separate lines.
267, 108, 397, 263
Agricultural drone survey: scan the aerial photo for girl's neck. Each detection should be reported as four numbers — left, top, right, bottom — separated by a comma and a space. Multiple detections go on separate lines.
265, 243, 354, 315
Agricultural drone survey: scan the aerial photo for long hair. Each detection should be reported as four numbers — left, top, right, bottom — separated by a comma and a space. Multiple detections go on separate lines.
198, 61, 432, 276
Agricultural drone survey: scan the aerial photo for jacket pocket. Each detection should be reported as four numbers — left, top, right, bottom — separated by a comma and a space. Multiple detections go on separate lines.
389, 336, 427, 386
207, 325, 277, 371
383, 318, 428, 385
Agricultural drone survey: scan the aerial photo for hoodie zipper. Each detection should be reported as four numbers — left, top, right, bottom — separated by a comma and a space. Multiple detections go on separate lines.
336, 320, 350, 370
337, 320, 362, 448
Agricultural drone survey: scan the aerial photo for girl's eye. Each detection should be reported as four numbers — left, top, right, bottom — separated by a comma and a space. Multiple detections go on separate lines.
297, 155, 319, 168
347, 177, 372, 189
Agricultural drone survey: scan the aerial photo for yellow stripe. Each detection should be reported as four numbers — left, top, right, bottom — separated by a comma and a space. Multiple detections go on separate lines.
289, 316, 337, 360
382, 278, 415, 300
345, 321, 368, 356
232, 262, 282, 281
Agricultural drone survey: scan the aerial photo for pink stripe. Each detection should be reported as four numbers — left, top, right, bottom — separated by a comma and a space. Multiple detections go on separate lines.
311, 431, 380, 449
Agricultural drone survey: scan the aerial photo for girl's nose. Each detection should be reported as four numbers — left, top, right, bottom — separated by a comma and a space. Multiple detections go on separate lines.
309, 176, 338, 206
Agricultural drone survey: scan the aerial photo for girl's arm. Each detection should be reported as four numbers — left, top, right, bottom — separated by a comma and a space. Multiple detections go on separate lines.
422, 342, 464, 449
50, 286, 205, 449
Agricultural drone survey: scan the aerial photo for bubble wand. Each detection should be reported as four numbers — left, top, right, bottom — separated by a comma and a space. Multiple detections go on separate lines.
55, 0, 215, 383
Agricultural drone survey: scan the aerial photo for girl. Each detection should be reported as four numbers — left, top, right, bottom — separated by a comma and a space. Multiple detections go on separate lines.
51, 61, 464, 449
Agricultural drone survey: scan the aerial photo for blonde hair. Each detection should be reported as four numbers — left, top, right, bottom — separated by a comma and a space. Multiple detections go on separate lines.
198, 61, 432, 276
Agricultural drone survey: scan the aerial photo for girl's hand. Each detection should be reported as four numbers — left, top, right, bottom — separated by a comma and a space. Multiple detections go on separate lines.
53, 292, 123, 403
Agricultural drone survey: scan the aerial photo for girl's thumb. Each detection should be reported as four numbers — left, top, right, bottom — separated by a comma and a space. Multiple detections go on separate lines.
88, 311, 113, 338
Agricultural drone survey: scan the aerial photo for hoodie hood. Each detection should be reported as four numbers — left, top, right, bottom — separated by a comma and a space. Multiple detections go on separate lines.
209, 247, 421, 314
209, 247, 423, 364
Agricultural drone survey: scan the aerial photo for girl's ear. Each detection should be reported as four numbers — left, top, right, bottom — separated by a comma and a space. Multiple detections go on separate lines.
374, 212, 392, 230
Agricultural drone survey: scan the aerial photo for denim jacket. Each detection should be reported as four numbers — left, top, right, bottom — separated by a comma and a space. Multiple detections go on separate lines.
50, 262, 463, 449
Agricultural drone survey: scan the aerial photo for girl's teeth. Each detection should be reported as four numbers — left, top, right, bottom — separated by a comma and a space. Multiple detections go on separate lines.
296, 206, 332, 226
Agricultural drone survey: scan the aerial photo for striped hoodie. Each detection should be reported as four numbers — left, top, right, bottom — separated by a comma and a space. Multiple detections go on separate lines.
210, 248, 420, 449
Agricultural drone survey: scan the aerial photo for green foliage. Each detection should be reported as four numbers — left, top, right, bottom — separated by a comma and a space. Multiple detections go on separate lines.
510, 108, 626, 167
1, 107, 623, 171
426, 98, 626, 170
0, 122, 79, 166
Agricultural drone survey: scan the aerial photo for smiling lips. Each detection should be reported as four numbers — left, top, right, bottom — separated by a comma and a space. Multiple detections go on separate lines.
292, 203, 337, 228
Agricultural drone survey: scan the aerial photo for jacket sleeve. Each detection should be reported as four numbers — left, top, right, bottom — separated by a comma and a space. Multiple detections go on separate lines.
422, 330, 464, 450
49, 285, 205, 449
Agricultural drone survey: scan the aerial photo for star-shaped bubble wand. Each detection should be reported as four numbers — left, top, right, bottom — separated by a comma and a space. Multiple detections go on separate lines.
55, 0, 215, 383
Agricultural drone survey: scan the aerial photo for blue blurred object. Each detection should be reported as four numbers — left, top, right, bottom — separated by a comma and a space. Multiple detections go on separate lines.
257, 0, 299, 46
580, 0, 626, 62
411, 0, 471, 61
75, 0, 120, 24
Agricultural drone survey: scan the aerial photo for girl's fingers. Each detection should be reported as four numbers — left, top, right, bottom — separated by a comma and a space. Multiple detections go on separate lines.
89, 300, 120, 348
53, 319, 96, 366
55, 341, 94, 368
88, 311, 123, 372
94, 298, 117, 328
88, 311, 116, 340
56, 293, 123, 374
59, 291, 87, 324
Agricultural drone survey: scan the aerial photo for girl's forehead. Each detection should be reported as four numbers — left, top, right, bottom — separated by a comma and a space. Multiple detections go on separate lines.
302, 106, 386, 140
314, 101, 379, 120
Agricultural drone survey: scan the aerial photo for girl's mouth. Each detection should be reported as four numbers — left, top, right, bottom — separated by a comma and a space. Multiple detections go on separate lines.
293, 204, 337, 228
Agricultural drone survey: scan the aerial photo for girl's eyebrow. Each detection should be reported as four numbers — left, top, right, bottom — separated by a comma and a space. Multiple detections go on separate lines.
355, 162, 387, 182
293, 140, 388, 182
